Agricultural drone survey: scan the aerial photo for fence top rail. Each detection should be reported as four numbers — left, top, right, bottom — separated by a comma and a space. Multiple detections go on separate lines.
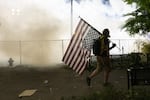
0, 39, 69, 42
0, 38, 147, 42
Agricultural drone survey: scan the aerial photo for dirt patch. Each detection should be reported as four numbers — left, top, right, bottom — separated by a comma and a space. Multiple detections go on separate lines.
0, 66, 127, 100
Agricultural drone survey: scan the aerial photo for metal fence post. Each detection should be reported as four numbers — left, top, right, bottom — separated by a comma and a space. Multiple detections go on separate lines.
62, 40, 64, 56
19, 40, 22, 65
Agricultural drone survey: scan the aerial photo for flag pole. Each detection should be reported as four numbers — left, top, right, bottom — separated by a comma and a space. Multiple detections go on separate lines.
79, 16, 102, 35
70, 0, 73, 37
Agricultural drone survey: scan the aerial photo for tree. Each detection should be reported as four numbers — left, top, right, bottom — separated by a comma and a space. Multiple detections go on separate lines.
141, 41, 150, 54
122, 0, 150, 36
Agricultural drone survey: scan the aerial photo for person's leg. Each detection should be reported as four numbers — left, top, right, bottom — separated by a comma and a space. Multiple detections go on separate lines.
103, 57, 111, 84
104, 69, 111, 84
89, 56, 102, 78
86, 56, 102, 86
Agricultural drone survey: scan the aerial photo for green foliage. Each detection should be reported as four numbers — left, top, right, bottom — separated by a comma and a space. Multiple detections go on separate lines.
141, 41, 150, 54
87, 87, 127, 100
62, 86, 150, 100
131, 88, 150, 100
127, 52, 144, 68
122, 0, 150, 36
124, 0, 150, 9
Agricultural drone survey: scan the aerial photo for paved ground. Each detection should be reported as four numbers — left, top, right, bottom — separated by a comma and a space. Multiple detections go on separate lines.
0, 65, 128, 100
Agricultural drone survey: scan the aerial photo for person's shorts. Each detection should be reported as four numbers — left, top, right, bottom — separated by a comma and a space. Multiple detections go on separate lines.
97, 56, 111, 71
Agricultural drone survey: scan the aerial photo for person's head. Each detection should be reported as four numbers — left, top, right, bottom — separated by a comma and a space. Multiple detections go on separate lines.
102, 28, 110, 38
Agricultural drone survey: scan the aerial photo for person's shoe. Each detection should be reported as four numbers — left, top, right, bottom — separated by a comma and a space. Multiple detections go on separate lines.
86, 77, 91, 86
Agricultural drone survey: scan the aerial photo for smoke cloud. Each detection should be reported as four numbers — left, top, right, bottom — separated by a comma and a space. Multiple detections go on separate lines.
0, 4, 68, 66
0, 0, 138, 66
0, 6, 65, 40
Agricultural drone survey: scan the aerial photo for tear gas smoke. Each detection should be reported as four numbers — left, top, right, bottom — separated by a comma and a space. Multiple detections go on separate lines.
0, 5, 69, 67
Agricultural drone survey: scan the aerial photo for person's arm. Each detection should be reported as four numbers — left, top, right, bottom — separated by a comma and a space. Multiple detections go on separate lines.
109, 43, 116, 50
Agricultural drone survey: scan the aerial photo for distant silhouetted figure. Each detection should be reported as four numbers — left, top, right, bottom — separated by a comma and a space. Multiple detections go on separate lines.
8, 58, 14, 67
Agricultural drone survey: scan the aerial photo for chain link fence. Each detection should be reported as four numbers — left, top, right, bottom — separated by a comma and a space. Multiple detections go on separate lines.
0, 39, 145, 67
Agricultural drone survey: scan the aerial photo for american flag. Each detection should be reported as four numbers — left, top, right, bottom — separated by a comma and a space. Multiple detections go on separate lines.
62, 18, 100, 75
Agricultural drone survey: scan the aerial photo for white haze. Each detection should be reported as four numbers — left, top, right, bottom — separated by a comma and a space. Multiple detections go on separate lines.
0, 0, 144, 67
0, 0, 71, 66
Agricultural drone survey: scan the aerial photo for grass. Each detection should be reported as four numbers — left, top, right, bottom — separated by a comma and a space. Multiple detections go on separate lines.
61, 86, 150, 100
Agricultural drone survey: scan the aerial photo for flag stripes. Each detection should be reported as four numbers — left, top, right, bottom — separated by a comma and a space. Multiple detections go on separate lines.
62, 18, 100, 75
62, 20, 85, 64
